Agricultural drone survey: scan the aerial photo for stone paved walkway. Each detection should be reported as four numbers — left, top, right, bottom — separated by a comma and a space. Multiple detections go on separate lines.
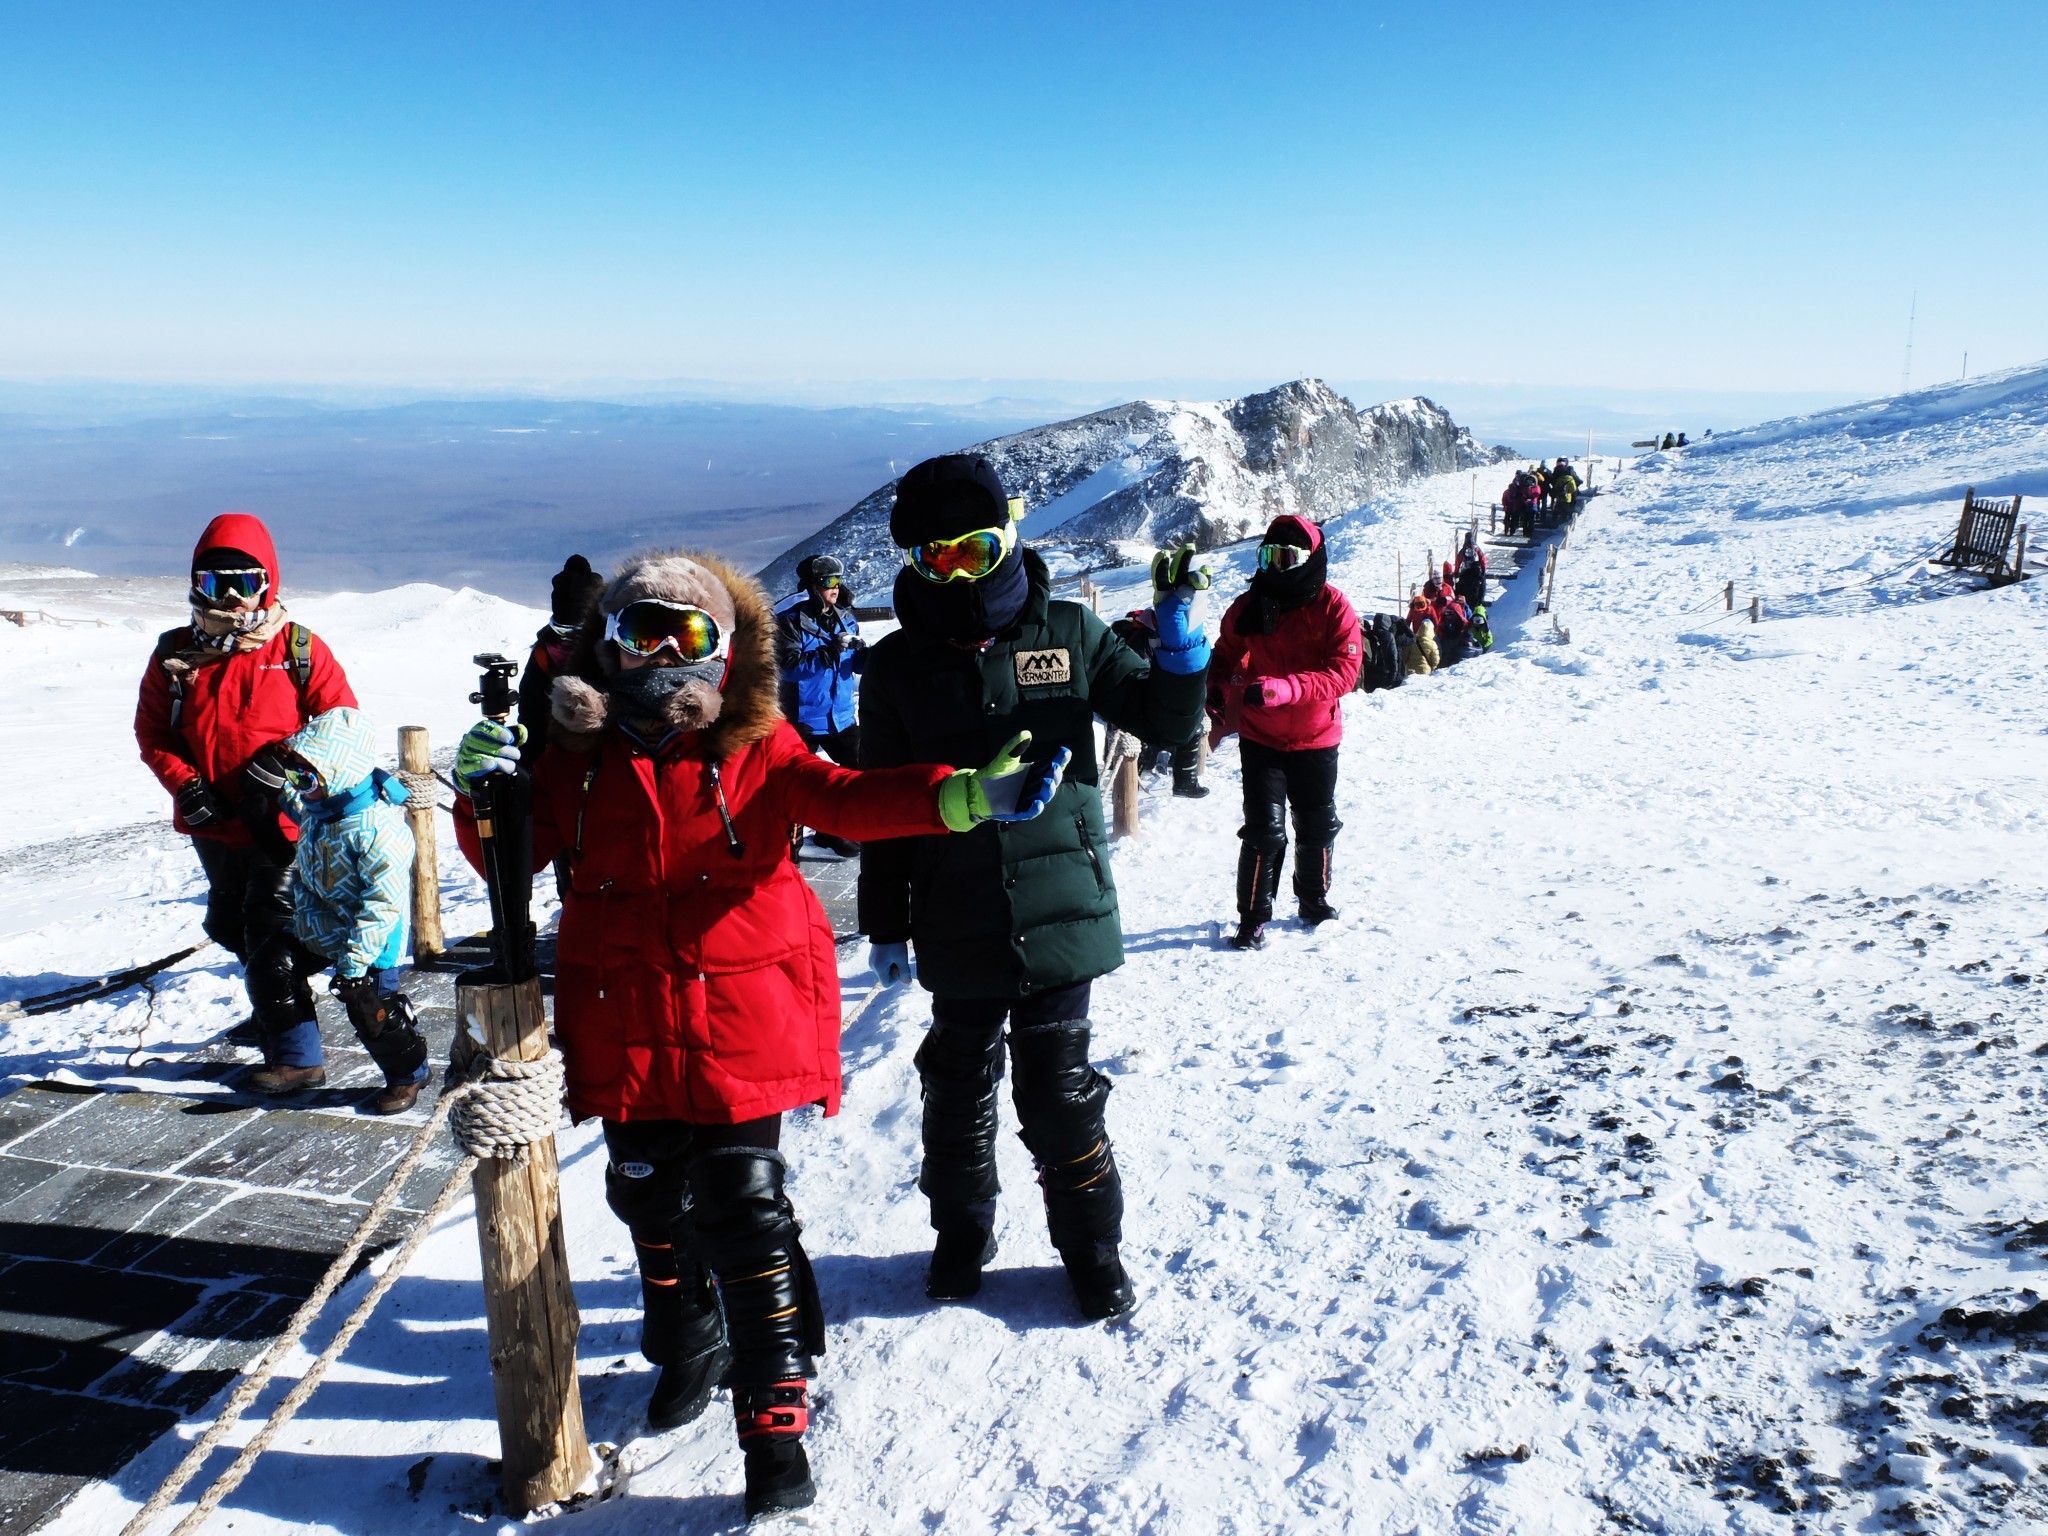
0, 848, 865, 1535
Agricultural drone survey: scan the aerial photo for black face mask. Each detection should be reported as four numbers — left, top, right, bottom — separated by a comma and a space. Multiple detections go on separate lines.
892, 549, 1029, 644
1241, 541, 1327, 635
608, 659, 721, 715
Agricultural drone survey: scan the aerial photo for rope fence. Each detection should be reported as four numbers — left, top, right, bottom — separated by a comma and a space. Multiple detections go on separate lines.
118, 1035, 569, 1536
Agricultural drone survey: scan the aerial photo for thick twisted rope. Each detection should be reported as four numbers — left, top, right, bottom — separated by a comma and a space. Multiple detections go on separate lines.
119, 1088, 465, 1536
445, 1046, 567, 1161
122, 1044, 569, 1534
394, 768, 447, 811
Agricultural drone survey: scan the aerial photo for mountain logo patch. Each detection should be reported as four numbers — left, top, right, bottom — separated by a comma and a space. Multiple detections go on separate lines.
1014, 648, 1073, 687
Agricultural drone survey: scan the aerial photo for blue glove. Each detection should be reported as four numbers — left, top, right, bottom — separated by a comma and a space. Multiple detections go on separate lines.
1152, 584, 1211, 676
455, 719, 526, 792
937, 731, 1074, 829
870, 942, 912, 985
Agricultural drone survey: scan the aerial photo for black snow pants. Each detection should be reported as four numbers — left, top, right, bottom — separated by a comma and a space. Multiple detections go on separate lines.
192, 834, 326, 1067
602, 1115, 825, 1389
916, 980, 1124, 1267
1236, 740, 1342, 923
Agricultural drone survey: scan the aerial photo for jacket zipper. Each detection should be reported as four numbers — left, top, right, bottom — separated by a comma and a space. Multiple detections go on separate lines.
1078, 814, 1106, 891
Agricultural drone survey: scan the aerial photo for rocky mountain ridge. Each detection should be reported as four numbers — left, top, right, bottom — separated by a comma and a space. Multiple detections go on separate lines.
758, 378, 1513, 599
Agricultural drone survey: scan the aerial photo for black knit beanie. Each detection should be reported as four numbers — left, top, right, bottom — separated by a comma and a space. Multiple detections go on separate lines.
890, 454, 1012, 547
193, 546, 263, 574
550, 554, 607, 628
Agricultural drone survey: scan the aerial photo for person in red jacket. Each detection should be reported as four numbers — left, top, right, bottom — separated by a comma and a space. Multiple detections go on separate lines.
134, 513, 358, 1091
452, 548, 1062, 1521
1206, 514, 1362, 949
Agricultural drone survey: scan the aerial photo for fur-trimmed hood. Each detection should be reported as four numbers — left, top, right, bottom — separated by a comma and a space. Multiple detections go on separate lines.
549, 548, 782, 759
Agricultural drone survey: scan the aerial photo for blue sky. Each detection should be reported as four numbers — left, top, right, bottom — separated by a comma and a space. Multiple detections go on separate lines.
2, 2, 2042, 396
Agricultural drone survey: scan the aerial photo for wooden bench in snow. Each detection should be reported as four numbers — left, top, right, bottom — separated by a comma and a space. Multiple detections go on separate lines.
1936, 488, 2027, 584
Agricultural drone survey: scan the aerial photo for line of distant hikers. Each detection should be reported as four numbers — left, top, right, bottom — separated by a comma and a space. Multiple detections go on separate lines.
132, 450, 1571, 1518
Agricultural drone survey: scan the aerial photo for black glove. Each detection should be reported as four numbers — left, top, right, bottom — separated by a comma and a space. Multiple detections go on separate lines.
243, 745, 291, 795
336, 972, 390, 1037
176, 777, 221, 827
1244, 682, 1267, 708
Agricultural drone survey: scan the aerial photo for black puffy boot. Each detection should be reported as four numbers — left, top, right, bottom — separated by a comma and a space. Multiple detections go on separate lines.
914, 1022, 1005, 1299
1232, 837, 1286, 949
687, 1149, 823, 1519
1011, 1018, 1134, 1321
638, 1253, 731, 1431
1291, 800, 1342, 927
604, 1150, 730, 1430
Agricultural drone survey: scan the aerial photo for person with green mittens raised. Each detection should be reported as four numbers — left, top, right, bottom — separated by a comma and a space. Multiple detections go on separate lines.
446, 546, 1061, 1522
857, 453, 1209, 1322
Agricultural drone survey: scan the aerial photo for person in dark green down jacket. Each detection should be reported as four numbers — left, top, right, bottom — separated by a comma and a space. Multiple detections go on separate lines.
859, 454, 1209, 1321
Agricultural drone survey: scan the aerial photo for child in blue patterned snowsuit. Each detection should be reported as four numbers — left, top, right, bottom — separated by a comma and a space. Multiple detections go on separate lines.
277, 707, 430, 1114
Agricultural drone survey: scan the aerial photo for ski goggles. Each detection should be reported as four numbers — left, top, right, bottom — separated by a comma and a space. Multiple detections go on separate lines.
1257, 542, 1312, 572
191, 568, 270, 604
906, 520, 1017, 584
603, 600, 727, 662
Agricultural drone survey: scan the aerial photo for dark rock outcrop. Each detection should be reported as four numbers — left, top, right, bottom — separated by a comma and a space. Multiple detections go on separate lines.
759, 379, 1508, 599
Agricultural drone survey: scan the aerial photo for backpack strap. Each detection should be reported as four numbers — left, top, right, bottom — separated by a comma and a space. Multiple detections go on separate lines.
154, 625, 193, 731
286, 623, 314, 694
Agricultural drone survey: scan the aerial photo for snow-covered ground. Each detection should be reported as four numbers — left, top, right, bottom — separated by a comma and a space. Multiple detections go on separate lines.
8, 364, 2048, 1534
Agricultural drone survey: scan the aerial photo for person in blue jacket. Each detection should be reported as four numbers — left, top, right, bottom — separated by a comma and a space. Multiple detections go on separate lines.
775, 554, 867, 856
265, 706, 430, 1114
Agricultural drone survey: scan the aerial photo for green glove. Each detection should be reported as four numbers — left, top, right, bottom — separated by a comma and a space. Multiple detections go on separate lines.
455, 718, 526, 791
937, 731, 1074, 832
1151, 545, 1212, 595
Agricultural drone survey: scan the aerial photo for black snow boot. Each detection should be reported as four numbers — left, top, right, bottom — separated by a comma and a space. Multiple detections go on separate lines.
1233, 839, 1284, 948
1063, 1248, 1136, 1322
926, 1227, 998, 1302
636, 1242, 731, 1431
735, 1381, 816, 1521
1172, 767, 1210, 799
645, 1276, 731, 1430
1295, 841, 1338, 926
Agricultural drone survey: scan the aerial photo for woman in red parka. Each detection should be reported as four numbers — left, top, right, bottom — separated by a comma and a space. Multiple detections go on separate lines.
453, 548, 1058, 1521
1206, 514, 1362, 950
135, 513, 358, 1091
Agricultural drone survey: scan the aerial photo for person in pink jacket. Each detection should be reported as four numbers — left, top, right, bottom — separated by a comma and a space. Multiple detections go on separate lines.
1206, 514, 1363, 949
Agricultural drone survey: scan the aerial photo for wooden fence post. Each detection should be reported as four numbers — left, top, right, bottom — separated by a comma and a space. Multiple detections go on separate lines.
1111, 755, 1140, 840
1724, 580, 1733, 611
1750, 596, 1761, 624
458, 976, 593, 1515
399, 727, 444, 960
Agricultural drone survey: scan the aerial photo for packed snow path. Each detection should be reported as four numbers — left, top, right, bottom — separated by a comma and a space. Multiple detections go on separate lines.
7, 366, 2048, 1534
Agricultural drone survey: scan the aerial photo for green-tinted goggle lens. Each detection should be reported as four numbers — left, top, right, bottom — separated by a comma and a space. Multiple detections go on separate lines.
193, 569, 269, 603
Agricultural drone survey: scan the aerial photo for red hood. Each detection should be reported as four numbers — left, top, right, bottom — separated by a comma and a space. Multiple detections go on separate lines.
1264, 514, 1322, 552
191, 512, 281, 595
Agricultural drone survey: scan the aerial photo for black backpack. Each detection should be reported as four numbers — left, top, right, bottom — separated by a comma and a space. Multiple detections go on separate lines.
1364, 613, 1404, 691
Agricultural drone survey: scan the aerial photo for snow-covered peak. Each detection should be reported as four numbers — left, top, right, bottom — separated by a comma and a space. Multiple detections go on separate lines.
756, 380, 1509, 601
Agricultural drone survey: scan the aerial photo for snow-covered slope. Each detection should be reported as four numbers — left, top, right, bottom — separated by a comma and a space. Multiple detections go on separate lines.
10, 364, 2048, 1536
757, 379, 1507, 599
